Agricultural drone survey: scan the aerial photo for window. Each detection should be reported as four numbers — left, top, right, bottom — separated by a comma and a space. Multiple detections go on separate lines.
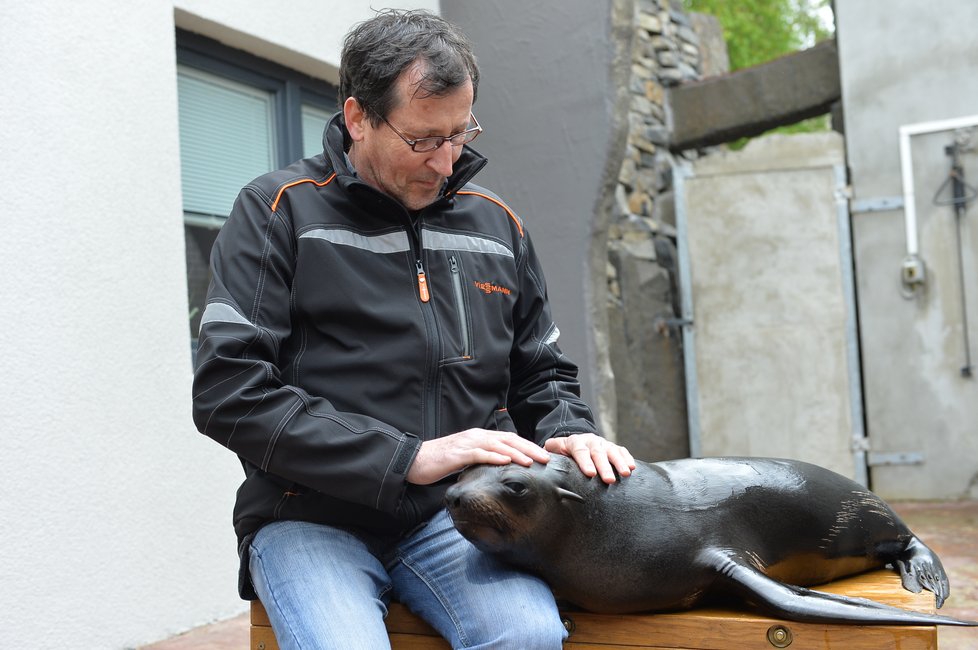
176, 30, 337, 345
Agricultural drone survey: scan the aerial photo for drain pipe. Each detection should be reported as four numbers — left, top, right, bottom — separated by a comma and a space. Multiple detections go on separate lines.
898, 114, 978, 289
834, 165, 870, 487
672, 160, 701, 458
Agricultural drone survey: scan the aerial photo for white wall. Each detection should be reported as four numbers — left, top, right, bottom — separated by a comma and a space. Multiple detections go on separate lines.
173, 0, 439, 84
0, 1, 431, 647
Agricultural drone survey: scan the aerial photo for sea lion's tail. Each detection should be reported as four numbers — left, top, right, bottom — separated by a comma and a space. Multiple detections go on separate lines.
754, 582, 978, 626
704, 549, 977, 627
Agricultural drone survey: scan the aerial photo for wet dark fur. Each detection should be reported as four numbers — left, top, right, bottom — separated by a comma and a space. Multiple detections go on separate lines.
446, 455, 977, 627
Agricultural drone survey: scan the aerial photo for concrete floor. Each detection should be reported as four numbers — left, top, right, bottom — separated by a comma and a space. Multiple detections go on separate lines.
141, 500, 978, 649
892, 501, 978, 649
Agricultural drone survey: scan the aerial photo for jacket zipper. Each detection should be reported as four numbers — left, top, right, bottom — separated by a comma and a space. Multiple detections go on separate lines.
407, 215, 438, 439
416, 259, 430, 303
449, 255, 471, 358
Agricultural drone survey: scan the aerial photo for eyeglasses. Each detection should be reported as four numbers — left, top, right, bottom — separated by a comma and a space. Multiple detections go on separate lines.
378, 112, 482, 153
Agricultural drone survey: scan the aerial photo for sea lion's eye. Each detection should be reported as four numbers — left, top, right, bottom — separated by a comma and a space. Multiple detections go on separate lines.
504, 480, 528, 497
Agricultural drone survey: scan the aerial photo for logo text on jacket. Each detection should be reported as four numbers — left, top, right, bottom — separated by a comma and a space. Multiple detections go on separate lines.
473, 280, 512, 296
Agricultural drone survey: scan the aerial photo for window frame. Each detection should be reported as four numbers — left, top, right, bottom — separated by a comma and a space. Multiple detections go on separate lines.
176, 29, 338, 179
176, 29, 338, 350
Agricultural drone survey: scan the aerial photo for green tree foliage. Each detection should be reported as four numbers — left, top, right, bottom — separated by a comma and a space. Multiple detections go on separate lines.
681, 0, 833, 71
681, 0, 834, 140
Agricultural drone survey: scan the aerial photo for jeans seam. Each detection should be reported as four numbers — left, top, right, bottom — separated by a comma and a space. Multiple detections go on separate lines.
395, 551, 470, 647
250, 541, 305, 650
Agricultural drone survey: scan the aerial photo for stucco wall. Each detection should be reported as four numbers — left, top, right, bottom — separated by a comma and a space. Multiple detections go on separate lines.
0, 1, 430, 647
837, 0, 978, 498
683, 133, 858, 479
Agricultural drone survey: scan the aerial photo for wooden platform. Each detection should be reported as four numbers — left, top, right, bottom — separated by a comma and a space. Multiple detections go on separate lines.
250, 569, 940, 649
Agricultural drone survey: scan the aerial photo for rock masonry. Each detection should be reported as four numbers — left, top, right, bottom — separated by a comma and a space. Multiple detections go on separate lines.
607, 0, 727, 459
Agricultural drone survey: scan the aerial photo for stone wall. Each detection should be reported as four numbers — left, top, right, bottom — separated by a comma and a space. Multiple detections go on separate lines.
607, 0, 726, 460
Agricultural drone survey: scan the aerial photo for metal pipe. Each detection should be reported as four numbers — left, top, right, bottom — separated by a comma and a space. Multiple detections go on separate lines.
898, 114, 978, 260
834, 165, 869, 487
673, 160, 702, 458
944, 142, 974, 376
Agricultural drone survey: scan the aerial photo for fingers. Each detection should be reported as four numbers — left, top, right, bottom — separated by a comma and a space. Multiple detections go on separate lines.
544, 433, 636, 484
407, 430, 633, 487
471, 430, 550, 467
499, 431, 552, 465
407, 429, 550, 485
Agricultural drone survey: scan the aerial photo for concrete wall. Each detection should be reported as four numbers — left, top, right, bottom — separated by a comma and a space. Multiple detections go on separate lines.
683, 133, 858, 479
836, 0, 978, 498
0, 1, 432, 647
441, 0, 632, 432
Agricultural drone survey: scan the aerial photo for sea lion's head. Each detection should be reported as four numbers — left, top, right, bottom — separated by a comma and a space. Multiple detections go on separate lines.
445, 455, 585, 561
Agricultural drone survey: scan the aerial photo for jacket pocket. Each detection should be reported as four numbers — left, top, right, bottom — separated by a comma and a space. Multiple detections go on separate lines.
449, 255, 472, 358
486, 407, 517, 433
272, 483, 303, 519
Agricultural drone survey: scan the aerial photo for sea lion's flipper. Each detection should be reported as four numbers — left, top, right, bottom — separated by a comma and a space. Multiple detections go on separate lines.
700, 548, 976, 627
893, 536, 949, 608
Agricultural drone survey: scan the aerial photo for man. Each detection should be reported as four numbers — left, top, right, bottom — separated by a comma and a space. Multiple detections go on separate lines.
193, 8, 634, 649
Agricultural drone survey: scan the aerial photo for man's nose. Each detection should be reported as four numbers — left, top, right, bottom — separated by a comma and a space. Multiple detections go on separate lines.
427, 140, 457, 177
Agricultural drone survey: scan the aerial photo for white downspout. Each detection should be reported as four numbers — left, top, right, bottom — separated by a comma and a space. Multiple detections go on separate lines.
898, 114, 978, 286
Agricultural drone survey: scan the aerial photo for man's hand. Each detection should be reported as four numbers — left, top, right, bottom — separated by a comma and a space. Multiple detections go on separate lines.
407, 428, 551, 485
544, 433, 636, 484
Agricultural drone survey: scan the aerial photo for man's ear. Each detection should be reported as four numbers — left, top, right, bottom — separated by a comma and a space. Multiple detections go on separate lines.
344, 97, 367, 142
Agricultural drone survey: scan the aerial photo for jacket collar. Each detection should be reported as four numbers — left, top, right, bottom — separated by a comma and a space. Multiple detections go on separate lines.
322, 111, 488, 200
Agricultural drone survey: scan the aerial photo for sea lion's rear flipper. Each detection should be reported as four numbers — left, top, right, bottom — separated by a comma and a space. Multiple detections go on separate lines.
699, 548, 976, 627
893, 536, 950, 608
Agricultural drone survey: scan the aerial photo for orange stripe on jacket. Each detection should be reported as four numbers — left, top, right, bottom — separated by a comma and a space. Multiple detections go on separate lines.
271, 173, 337, 212
455, 190, 524, 238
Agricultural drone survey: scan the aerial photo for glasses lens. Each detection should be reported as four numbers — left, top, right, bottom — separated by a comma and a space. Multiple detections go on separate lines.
412, 138, 442, 153
410, 121, 480, 152
451, 130, 477, 147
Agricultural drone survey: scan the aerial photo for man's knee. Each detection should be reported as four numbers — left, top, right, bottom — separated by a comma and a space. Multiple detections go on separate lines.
461, 606, 567, 649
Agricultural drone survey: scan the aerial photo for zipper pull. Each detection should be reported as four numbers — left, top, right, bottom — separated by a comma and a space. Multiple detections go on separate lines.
416, 260, 430, 303
450, 255, 459, 274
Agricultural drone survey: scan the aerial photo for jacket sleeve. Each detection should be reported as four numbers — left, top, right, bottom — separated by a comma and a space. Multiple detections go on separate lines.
192, 184, 420, 514
506, 226, 597, 443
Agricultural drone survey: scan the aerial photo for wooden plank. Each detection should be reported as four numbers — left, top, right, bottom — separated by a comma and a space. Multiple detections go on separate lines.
250, 569, 939, 649
559, 571, 937, 649
389, 633, 451, 650
561, 609, 935, 649
251, 600, 270, 626
250, 625, 277, 650
386, 603, 442, 636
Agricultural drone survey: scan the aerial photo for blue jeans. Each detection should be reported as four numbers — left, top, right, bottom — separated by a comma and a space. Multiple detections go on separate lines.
249, 509, 567, 649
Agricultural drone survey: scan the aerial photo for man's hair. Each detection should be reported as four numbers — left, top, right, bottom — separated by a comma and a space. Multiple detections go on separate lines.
340, 9, 480, 125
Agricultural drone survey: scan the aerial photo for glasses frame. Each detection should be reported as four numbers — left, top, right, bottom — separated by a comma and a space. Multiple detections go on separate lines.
378, 111, 482, 153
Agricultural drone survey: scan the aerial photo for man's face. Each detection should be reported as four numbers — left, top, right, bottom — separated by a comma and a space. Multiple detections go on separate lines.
345, 65, 475, 212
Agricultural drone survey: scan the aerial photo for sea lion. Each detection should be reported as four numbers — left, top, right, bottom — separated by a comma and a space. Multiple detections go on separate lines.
445, 455, 977, 626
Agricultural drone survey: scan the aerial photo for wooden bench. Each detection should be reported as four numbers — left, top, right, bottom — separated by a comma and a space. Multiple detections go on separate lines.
250, 569, 939, 649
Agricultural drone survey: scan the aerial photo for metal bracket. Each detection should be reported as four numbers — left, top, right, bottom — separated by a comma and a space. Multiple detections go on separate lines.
867, 451, 925, 467
850, 196, 905, 214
